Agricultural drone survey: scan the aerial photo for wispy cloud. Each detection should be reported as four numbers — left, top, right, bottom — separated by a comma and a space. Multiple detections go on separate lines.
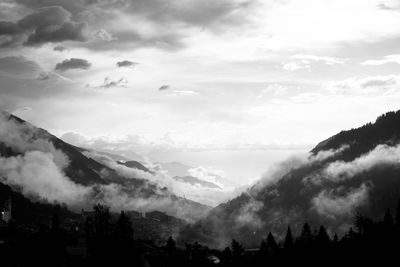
361, 54, 400, 66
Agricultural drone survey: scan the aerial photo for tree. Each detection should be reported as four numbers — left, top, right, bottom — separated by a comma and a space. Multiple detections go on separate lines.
93, 204, 111, 236
316, 225, 330, 246
298, 223, 313, 246
166, 236, 177, 253
114, 210, 133, 242
231, 239, 244, 258
284, 226, 293, 249
395, 199, 400, 229
332, 233, 339, 243
383, 208, 394, 229
266, 232, 279, 253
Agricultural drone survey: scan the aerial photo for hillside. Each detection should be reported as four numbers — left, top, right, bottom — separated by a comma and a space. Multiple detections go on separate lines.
179, 110, 400, 247
0, 111, 210, 222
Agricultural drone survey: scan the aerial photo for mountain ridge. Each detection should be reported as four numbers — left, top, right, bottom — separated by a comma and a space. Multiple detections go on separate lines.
179, 110, 400, 247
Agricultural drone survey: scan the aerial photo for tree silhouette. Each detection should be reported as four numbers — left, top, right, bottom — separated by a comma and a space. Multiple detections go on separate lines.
284, 226, 293, 249
316, 225, 330, 246
298, 222, 313, 246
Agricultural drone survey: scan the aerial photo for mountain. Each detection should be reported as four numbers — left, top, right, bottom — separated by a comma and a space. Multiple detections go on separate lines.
0, 111, 210, 222
180, 110, 400, 247
117, 160, 152, 173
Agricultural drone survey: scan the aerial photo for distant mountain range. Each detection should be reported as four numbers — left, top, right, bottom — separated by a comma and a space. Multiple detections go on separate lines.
180, 110, 400, 247
0, 111, 210, 223
157, 161, 233, 189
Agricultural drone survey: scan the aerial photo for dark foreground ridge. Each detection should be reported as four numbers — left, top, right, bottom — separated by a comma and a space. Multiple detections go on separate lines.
1, 195, 400, 266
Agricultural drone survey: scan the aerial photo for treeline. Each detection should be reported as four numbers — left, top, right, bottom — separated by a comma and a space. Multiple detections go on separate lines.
2, 201, 400, 266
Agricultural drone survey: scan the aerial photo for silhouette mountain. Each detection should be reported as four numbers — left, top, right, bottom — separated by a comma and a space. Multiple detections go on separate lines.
180, 110, 400, 247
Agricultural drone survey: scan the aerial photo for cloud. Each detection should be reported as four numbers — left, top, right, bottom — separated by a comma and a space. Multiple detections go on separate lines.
0, 21, 21, 35
0, 112, 89, 204
92, 77, 129, 89
0, 56, 42, 78
0, 113, 209, 221
93, 29, 115, 41
283, 55, 346, 71
304, 144, 400, 187
55, 58, 91, 71
116, 60, 138, 68
97, 0, 253, 28
165, 90, 200, 96
361, 54, 400, 66
235, 196, 264, 228
18, 6, 88, 46
82, 149, 236, 207
312, 183, 369, 219
53, 45, 66, 51
253, 145, 349, 192
324, 144, 400, 182
0, 151, 90, 204
327, 75, 400, 95
159, 85, 170, 91
0, 6, 88, 47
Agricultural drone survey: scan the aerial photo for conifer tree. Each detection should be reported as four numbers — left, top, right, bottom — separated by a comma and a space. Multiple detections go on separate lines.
284, 226, 293, 249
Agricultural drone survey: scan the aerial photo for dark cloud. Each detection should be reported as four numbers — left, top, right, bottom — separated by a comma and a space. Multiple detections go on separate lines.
116, 60, 138, 68
18, 6, 88, 46
53, 45, 67, 51
158, 85, 170, 91
0, 21, 24, 47
0, 6, 88, 48
15, 0, 87, 15
54, 58, 91, 72
0, 21, 22, 35
5, 0, 254, 51
97, 0, 253, 28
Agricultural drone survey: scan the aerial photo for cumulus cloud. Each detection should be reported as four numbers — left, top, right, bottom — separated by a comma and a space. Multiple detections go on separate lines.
55, 58, 91, 71
116, 60, 138, 68
312, 183, 369, 219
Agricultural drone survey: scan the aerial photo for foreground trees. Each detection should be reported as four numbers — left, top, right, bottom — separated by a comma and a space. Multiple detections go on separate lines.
2, 201, 400, 266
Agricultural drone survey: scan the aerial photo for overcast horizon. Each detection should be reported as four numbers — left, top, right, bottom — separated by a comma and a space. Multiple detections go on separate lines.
2, 0, 400, 186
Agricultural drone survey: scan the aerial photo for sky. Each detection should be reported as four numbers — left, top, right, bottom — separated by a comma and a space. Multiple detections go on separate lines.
1, 0, 400, 186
